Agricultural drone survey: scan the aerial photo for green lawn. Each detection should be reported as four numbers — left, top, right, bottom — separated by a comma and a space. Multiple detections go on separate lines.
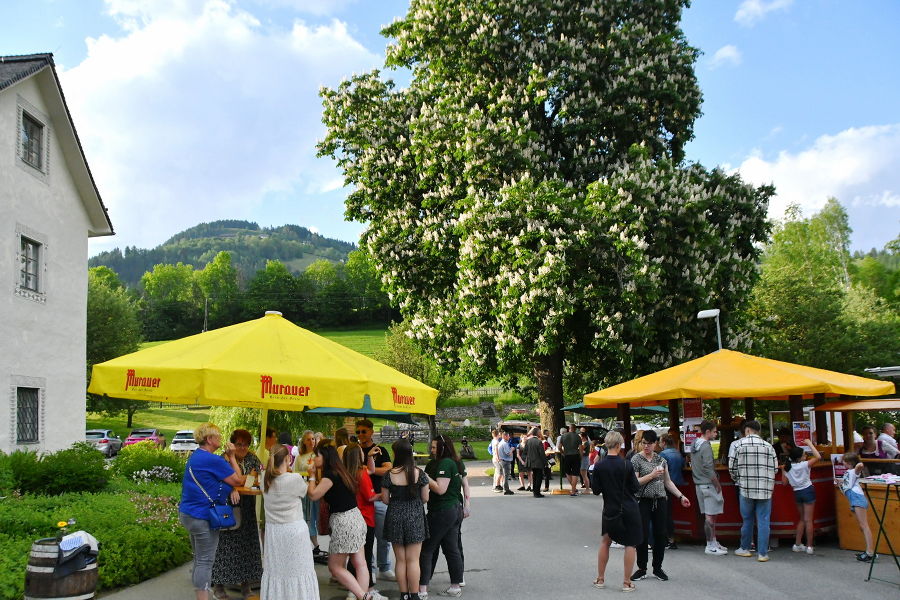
86, 408, 210, 443
139, 326, 388, 358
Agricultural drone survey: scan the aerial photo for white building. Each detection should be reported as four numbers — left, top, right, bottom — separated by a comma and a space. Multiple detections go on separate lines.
0, 53, 114, 454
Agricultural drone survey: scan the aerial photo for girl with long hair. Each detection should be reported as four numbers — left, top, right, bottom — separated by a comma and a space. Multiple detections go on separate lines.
382, 438, 430, 600
260, 444, 318, 600
784, 439, 820, 554
419, 435, 466, 598
293, 431, 324, 558
308, 442, 372, 600
344, 442, 385, 600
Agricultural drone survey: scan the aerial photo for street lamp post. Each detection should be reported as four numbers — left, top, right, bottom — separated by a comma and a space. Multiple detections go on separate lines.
697, 308, 722, 350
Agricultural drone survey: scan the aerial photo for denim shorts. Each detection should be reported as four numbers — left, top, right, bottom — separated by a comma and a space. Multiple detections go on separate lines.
793, 485, 816, 504
844, 489, 868, 511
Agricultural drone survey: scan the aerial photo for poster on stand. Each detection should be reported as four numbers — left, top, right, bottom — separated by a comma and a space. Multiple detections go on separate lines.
792, 421, 812, 447
831, 454, 848, 480
683, 418, 702, 451
683, 398, 702, 420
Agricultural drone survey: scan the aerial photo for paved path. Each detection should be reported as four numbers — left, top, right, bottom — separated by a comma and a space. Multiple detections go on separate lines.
100, 462, 899, 599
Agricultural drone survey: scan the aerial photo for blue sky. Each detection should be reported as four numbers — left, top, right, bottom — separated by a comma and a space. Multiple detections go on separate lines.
2, 0, 897, 255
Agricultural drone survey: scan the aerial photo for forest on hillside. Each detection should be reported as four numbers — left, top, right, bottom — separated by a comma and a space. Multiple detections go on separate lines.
89, 220, 356, 288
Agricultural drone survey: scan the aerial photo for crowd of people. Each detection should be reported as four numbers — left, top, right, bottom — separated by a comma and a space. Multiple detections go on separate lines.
592, 418, 898, 592
177, 416, 898, 598
177, 420, 471, 600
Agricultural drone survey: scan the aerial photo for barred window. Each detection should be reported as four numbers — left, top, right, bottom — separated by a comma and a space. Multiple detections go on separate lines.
21, 113, 43, 170
20, 237, 40, 292
16, 387, 40, 444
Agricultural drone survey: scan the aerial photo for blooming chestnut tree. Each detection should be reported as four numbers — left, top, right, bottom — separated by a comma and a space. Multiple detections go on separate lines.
319, 0, 771, 432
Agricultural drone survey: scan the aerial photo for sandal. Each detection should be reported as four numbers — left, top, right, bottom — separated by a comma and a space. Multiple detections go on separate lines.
622, 581, 636, 593
592, 577, 605, 589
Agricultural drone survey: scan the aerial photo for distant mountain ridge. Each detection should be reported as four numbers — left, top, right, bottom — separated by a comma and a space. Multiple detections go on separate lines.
89, 219, 357, 288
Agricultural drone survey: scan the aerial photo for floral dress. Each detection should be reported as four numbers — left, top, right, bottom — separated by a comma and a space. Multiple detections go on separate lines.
211, 452, 263, 586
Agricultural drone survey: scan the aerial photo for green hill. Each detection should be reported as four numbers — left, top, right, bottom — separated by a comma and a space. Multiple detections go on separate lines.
89, 220, 357, 287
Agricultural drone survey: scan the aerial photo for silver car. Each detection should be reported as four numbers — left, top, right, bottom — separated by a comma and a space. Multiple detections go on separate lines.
169, 430, 198, 454
86, 429, 124, 457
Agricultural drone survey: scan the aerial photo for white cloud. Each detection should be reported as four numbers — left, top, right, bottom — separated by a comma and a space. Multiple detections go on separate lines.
308, 225, 319, 234
250, 0, 359, 16
734, 124, 900, 221
709, 45, 742, 70
735, 0, 793, 27
63, 0, 381, 252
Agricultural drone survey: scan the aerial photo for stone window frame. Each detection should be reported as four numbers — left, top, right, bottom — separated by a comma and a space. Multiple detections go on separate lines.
9, 375, 46, 447
14, 223, 48, 304
16, 95, 51, 183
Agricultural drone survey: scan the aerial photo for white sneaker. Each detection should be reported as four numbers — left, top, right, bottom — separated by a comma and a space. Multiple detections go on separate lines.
610, 542, 625, 549
368, 591, 389, 600
458, 580, 465, 587
715, 541, 727, 552
379, 570, 397, 582
792, 544, 806, 553
705, 545, 728, 556
345, 593, 355, 600
806, 546, 814, 555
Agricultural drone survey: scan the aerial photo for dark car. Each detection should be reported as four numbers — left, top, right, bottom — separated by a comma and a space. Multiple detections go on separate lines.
86, 429, 124, 457
574, 422, 609, 443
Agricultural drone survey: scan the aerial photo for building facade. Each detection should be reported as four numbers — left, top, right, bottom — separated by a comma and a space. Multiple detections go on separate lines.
0, 54, 113, 454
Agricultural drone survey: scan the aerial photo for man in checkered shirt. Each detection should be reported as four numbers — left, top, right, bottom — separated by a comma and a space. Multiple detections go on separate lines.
728, 420, 777, 562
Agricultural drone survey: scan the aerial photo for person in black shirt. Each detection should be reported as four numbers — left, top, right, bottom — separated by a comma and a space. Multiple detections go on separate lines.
593, 431, 641, 593
356, 419, 396, 582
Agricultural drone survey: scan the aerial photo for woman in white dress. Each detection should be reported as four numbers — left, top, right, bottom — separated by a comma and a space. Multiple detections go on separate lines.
261, 444, 319, 600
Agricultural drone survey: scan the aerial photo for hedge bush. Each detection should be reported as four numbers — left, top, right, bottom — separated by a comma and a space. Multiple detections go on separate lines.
0, 482, 190, 599
0, 444, 107, 496
111, 442, 186, 483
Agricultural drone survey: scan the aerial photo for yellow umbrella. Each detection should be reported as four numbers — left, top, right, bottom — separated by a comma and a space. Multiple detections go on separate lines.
584, 349, 895, 407
88, 312, 438, 415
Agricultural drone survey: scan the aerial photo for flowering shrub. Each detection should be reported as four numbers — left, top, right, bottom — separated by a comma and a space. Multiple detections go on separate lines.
111, 441, 185, 482
131, 466, 178, 483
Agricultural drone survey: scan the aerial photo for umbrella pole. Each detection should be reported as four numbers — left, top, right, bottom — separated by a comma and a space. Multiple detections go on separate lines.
259, 408, 269, 462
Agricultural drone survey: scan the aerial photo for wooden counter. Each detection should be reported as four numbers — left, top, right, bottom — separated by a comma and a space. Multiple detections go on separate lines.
672, 463, 836, 541
836, 482, 900, 553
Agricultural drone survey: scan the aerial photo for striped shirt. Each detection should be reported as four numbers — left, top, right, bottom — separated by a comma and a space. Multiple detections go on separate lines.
728, 434, 777, 500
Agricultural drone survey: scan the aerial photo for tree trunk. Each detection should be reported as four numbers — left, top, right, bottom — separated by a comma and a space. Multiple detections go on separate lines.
427, 414, 438, 441
126, 406, 138, 428
534, 352, 564, 436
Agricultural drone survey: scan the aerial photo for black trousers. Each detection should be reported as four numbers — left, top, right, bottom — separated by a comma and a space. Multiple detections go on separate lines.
420, 505, 464, 586
530, 468, 544, 495
637, 497, 668, 571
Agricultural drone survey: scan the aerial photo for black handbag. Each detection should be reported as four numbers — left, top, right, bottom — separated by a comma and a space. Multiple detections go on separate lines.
189, 466, 241, 531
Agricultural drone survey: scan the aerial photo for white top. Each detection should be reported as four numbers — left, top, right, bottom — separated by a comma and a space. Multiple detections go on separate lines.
262, 472, 308, 524
840, 468, 863, 495
785, 461, 812, 490
490, 437, 501, 462
877, 433, 899, 457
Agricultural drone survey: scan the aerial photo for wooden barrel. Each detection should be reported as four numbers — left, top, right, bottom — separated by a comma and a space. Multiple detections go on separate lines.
24, 538, 98, 600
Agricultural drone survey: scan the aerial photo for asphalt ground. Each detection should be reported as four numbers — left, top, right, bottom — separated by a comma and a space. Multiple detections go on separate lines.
100, 461, 899, 599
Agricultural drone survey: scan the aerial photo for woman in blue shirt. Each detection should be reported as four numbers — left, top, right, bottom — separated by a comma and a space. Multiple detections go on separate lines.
179, 423, 245, 600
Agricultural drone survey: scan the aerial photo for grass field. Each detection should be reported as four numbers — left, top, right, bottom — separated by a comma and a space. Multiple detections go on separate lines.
138, 326, 388, 357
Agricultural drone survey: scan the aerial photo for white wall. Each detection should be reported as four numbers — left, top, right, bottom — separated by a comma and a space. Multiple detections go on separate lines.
0, 73, 93, 454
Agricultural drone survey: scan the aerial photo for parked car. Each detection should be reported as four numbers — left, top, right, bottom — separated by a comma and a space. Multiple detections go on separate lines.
123, 428, 166, 448
86, 429, 124, 457
169, 430, 198, 453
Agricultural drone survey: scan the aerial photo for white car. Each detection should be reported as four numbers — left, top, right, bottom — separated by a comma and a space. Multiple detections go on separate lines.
169, 430, 198, 453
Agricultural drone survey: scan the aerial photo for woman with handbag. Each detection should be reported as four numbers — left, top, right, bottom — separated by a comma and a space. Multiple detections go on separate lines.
211, 429, 264, 600
260, 444, 318, 600
592, 431, 641, 593
307, 443, 373, 600
179, 423, 246, 600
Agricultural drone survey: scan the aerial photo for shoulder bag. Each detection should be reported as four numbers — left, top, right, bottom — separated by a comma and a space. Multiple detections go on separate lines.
189, 466, 240, 531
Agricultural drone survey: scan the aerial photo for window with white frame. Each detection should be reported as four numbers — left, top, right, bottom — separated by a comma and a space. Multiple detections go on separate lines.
19, 236, 41, 292
21, 112, 43, 170
16, 387, 40, 444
